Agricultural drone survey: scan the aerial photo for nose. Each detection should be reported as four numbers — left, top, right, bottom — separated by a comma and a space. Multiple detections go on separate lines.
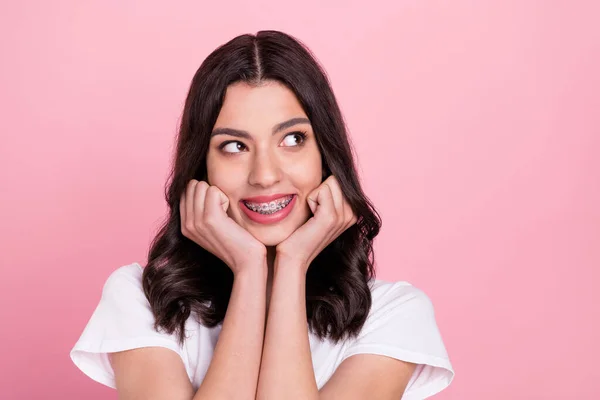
248, 150, 281, 188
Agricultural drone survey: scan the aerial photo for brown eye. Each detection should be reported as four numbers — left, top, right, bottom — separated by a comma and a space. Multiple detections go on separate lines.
221, 141, 246, 153
280, 131, 307, 147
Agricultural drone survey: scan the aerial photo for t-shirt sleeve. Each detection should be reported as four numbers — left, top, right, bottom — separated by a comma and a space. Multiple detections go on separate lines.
69, 264, 187, 389
339, 282, 454, 400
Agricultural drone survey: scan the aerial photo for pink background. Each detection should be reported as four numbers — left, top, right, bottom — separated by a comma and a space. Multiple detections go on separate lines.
1, 1, 599, 399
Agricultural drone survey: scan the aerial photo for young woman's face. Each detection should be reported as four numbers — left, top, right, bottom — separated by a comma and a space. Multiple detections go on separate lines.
206, 80, 323, 246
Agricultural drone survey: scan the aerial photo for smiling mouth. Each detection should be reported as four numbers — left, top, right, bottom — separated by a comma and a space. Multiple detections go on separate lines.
242, 195, 294, 215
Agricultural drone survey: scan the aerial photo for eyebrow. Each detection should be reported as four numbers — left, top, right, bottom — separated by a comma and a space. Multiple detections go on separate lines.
210, 117, 311, 139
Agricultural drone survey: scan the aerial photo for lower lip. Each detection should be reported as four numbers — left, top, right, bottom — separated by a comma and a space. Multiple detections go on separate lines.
240, 195, 297, 225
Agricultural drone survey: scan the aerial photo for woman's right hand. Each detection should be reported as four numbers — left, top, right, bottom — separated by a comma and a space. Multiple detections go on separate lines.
179, 179, 266, 275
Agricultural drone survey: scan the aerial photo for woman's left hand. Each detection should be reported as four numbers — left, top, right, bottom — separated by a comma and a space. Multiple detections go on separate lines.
275, 175, 358, 272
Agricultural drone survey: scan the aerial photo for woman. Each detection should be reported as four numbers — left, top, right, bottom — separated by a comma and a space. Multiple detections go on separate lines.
70, 30, 454, 399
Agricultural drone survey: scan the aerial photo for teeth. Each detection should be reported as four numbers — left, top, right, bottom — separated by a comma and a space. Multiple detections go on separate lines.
244, 196, 293, 215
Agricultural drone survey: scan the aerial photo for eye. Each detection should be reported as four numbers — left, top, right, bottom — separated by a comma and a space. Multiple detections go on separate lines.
220, 141, 247, 153
280, 131, 307, 147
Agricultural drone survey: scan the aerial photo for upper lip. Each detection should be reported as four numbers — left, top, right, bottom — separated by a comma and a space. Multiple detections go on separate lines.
241, 194, 294, 203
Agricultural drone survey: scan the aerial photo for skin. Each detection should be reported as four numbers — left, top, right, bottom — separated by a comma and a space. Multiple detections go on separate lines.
110, 79, 416, 400
205, 80, 359, 311
199, 82, 415, 399
207, 80, 324, 248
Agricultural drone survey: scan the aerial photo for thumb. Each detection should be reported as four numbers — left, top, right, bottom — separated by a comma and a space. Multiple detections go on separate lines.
306, 186, 322, 215
205, 185, 230, 215
217, 190, 229, 212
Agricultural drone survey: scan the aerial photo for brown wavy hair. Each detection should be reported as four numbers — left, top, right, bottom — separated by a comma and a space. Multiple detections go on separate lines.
142, 30, 381, 345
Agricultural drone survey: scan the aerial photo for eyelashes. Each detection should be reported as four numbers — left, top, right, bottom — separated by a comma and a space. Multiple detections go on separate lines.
218, 130, 308, 154
282, 130, 308, 147
219, 141, 246, 153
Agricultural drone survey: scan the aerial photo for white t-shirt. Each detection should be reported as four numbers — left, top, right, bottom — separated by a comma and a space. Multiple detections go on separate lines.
70, 262, 454, 399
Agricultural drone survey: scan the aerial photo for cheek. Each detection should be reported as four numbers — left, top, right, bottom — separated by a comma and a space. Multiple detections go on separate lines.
206, 152, 244, 199
284, 158, 322, 192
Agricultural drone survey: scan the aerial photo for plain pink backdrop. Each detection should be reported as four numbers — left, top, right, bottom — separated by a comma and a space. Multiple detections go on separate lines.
1, 1, 599, 399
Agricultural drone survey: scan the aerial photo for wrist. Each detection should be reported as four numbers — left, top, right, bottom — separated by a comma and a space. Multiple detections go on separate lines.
233, 260, 268, 281
231, 245, 267, 273
274, 251, 309, 274
232, 249, 268, 276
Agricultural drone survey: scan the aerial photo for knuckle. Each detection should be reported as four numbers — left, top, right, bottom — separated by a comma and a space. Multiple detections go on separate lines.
206, 185, 217, 194
203, 215, 217, 227
204, 187, 216, 200
186, 221, 198, 233
323, 213, 336, 226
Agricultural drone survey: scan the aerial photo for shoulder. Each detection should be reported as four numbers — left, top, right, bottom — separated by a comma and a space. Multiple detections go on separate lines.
92, 262, 150, 311
367, 278, 435, 320
70, 262, 195, 389
102, 262, 144, 292
353, 277, 451, 365
369, 278, 428, 297
339, 278, 454, 399
101, 261, 159, 300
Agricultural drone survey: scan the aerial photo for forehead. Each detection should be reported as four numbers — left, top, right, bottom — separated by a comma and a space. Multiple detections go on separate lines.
214, 80, 307, 129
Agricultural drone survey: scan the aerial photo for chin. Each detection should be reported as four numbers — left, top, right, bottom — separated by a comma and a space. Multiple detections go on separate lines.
248, 227, 293, 247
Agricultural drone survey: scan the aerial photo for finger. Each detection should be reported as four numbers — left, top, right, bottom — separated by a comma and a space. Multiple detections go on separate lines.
310, 183, 336, 228
185, 180, 198, 228
324, 176, 344, 221
307, 187, 319, 214
333, 198, 354, 238
179, 188, 187, 232
192, 180, 209, 223
204, 185, 229, 220
219, 190, 229, 213
343, 202, 358, 230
